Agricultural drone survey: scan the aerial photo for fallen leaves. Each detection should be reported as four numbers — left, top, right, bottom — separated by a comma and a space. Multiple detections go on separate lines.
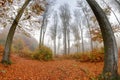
0, 55, 108, 80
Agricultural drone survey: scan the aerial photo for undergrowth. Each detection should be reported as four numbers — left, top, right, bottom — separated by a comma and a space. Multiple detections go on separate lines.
32, 45, 53, 61
56, 48, 104, 62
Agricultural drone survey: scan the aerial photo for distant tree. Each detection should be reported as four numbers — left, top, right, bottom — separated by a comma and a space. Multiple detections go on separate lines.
74, 10, 84, 53
70, 23, 80, 53
78, 1, 93, 51
49, 11, 58, 55
59, 3, 71, 54
57, 33, 62, 54
87, 0, 118, 79
39, 0, 54, 47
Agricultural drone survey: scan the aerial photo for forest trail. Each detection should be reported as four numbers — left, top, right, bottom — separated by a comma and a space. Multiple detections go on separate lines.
0, 55, 119, 80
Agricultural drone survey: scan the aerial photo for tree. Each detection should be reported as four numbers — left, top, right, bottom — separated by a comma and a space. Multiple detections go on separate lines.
49, 11, 58, 55
78, 1, 93, 51
74, 10, 84, 53
70, 23, 80, 53
59, 3, 71, 54
1, 0, 31, 64
39, 0, 54, 47
86, 0, 118, 79
39, 3, 49, 47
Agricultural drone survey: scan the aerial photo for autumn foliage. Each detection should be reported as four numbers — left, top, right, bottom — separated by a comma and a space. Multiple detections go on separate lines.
59, 48, 104, 62
78, 48, 104, 62
32, 45, 53, 61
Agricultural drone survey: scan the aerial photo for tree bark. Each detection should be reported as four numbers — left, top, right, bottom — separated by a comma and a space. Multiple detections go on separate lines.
54, 38, 56, 55
67, 28, 70, 54
63, 26, 67, 54
79, 24, 84, 53
86, 0, 118, 79
115, 0, 120, 6
39, 14, 45, 47
39, 5, 49, 47
1, 0, 31, 64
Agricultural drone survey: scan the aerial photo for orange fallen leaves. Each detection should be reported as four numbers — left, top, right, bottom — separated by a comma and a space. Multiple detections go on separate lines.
0, 54, 118, 80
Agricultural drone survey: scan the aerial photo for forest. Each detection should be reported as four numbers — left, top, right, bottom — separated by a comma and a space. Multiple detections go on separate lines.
0, 0, 120, 80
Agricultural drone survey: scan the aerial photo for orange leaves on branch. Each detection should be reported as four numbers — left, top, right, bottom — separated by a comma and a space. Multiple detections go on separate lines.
90, 28, 103, 43
0, 0, 13, 7
31, 3, 45, 15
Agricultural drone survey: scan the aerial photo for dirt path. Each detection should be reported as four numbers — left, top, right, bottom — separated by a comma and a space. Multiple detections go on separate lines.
0, 55, 104, 80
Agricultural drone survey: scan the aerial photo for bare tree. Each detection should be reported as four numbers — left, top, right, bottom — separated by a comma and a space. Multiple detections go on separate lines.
70, 23, 80, 53
67, 25, 70, 54
87, 0, 118, 79
74, 10, 84, 53
39, 0, 53, 47
59, 3, 71, 54
78, 1, 93, 51
49, 11, 58, 55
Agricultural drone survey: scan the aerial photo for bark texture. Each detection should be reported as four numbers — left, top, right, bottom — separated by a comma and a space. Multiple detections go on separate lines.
86, 0, 118, 79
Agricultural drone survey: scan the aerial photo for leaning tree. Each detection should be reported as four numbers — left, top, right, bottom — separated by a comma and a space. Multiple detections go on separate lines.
86, 0, 118, 79
1, 0, 45, 64
1, 0, 32, 64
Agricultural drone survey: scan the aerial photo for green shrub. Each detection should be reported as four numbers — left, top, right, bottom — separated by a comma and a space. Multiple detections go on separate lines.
32, 45, 53, 61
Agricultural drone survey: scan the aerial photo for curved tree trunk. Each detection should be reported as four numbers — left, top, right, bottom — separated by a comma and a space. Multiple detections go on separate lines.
86, 0, 118, 79
1, 0, 31, 64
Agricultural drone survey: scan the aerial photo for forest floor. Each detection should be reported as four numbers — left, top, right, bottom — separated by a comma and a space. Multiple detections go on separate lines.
0, 55, 120, 80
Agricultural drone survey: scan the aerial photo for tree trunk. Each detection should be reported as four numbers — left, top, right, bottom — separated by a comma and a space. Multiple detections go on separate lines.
79, 24, 84, 53
1, 0, 31, 64
115, 0, 120, 6
39, 15, 45, 47
82, 9, 93, 51
63, 27, 67, 54
57, 38, 60, 54
54, 38, 56, 55
86, 0, 118, 79
42, 31, 45, 45
67, 28, 70, 54
39, 5, 49, 47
